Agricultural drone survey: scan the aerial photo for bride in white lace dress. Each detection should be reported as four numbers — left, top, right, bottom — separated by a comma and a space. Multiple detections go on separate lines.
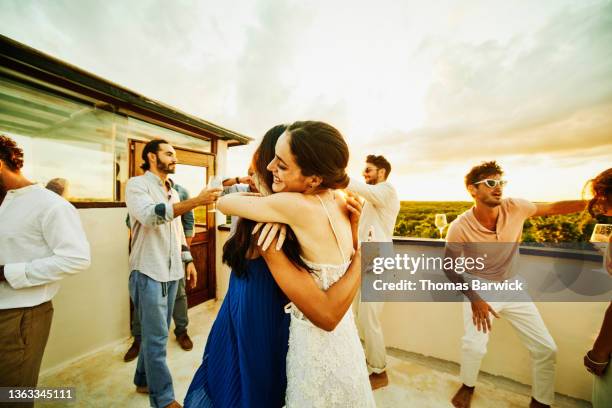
218, 121, 375, 407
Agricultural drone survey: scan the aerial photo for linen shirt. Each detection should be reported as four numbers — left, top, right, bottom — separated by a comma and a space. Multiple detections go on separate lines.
0, 184, 91, 309
347, 178, 400, 243
446, 198, 537, 281
126, 171, 191, 283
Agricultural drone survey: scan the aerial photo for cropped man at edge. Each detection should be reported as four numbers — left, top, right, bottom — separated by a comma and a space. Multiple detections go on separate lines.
0, 135, 91, 408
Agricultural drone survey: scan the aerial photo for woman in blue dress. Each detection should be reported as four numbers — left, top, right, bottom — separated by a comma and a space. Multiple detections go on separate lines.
184, 124, 362, 408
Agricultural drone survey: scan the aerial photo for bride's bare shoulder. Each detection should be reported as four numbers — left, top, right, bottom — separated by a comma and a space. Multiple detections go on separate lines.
267, 192, 320, 212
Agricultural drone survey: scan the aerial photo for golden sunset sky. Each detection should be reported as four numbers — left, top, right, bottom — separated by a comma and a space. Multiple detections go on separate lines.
2, 0, 611, 201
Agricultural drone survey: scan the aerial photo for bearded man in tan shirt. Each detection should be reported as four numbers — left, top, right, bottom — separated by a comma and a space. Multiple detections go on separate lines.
444, 161, 586, 408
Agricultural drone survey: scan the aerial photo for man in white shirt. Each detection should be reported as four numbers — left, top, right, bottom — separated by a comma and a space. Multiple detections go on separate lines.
347, 154, 400, 389
125, 139, 220, 408
0, 135, 90, 402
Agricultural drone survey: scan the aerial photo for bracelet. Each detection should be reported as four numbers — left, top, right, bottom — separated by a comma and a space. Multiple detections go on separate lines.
235, 176, 240, 184
586, 351, 610, 365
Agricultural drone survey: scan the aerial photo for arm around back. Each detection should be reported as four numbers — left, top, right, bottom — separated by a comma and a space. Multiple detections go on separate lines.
260, 247, 362, 331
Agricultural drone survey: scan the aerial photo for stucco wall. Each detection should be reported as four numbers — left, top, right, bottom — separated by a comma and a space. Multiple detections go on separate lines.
40, 207, 130, 373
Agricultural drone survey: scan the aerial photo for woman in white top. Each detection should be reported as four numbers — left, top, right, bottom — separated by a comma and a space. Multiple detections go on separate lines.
218, 121, 375, 407
583, 168, 612, 408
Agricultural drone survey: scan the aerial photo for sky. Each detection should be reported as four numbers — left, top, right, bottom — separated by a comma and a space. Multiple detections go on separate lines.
1, 0, 611, 201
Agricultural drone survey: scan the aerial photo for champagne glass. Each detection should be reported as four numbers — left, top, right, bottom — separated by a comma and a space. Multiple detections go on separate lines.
207, 175, 223, 213
590, 224, 612, 252
435, 213, 447, 240
591, 224, 612, 243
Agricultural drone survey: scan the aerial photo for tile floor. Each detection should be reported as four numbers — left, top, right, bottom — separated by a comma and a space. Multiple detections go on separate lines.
37, 300, 589, 408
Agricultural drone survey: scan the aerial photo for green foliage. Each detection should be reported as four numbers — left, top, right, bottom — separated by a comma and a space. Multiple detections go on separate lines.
394, 201, 611, 243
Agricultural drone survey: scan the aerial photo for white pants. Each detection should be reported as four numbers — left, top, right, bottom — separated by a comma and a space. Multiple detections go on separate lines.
460, 300, 557, 405
356, 300, 387, 374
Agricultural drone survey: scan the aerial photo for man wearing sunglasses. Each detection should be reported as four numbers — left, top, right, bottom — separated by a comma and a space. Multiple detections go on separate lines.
444, 161, 586, 408
347, 154, 400, 390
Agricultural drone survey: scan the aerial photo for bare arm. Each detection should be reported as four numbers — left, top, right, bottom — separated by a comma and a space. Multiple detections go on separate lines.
584, 303, 612, 376
443, 241, 499, 333
442, 245, 478, 302
223, 176, 251, 187
173, 188, 221, 218
592, 303, 612, 360
217, 192, 298, 225
260, 247, 361, 331
533, 200, 586, 217
256, 194, 364, 331
126, 178, 220, 224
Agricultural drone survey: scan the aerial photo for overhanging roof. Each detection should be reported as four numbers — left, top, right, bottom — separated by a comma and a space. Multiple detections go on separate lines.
0, 34, 252, 146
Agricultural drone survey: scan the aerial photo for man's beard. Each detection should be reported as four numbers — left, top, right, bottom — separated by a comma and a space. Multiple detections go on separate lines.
157, 162, 175, 174
482, 196, 502, 208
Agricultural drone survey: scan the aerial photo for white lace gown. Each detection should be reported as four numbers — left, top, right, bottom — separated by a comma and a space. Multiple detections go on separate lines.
285, 258, 376, 407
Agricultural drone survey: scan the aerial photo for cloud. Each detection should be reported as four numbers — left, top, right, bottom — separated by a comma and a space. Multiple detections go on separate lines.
1, 0, 610, 199
365, 1, 612, 174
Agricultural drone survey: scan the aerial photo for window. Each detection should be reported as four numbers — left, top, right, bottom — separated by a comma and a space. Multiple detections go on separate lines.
0, 73, 126, 201
0, 70, 211, 203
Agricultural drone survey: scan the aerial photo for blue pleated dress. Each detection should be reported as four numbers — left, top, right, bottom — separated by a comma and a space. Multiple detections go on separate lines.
184, 257, 290, 408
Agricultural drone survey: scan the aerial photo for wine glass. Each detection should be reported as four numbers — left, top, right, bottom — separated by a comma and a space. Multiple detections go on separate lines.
434, 213, 447, 240
591, 224, 612, 243
207, 175, 223, 213
591, 224, 612, 253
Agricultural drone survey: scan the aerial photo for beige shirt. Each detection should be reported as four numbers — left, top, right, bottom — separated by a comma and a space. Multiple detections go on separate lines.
446, 198, 536, 281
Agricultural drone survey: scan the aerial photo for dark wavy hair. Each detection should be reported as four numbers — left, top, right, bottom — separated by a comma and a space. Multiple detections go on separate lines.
222, 125, 313, 277
465, 160, 503, 187
286, 121, 350, 189
586, 168, 612, 217
0, 134, 25, 171
366, 154, 392, 179
141, 139, 169, 171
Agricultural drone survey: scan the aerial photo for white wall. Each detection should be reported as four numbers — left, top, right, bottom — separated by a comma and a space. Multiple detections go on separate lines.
215, 140, 232, 300
380, 243, 607, 401
41, 207, 130, 373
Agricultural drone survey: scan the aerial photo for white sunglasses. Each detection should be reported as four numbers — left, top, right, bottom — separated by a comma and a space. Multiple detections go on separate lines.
474, 179, 508, 188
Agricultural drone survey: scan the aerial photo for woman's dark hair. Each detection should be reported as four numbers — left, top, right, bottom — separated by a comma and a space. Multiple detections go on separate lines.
141, 139, 169, 171
222, 124, 313, 277
586, 168, 612, 217
286, 121, 350, 189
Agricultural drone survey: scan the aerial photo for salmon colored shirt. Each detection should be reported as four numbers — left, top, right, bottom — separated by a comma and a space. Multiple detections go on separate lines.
446, 198, 537, 281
